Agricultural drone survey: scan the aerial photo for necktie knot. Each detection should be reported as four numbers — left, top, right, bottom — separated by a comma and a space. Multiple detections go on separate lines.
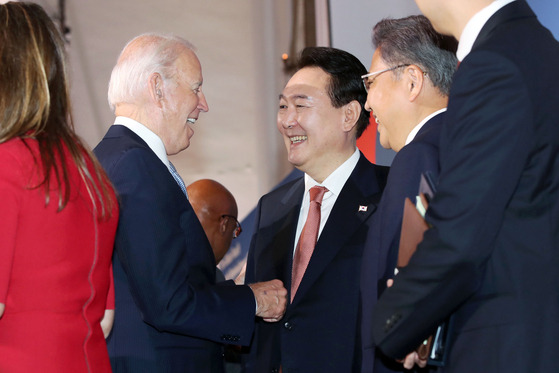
309, 185, 328, 205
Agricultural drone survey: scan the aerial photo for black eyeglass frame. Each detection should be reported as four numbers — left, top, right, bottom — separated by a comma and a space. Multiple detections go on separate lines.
221, 214, 242, 238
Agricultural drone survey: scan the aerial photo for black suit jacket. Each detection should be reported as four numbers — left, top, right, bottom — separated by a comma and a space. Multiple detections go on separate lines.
244, 154, 388, 373
361, 113, 444, 373
95, 125, 256, 372
372, 2, 559, 372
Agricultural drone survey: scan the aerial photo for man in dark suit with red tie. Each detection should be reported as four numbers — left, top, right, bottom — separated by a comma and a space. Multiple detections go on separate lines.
243, 46, 389, 373
371, 1, 559, 372
359, 15, 457, 372
94, 33, 287, 372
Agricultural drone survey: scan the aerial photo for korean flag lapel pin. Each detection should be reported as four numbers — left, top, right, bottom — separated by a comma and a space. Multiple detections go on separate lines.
358, 205, 368, 212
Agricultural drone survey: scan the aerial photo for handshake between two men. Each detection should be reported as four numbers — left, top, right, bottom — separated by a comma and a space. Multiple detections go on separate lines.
249, 279, 288, 322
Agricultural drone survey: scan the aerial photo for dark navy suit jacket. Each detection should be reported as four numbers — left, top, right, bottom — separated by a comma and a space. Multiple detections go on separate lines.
361, 113, 444, 373
372, 2, 559, 372
95, 124, 256, 372
244, 154, 388, 373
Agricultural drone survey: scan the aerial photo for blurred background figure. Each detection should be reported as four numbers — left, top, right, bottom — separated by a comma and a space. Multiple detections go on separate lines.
187, 179, 244, 372
0, 2, 118, 372
187, 179, 242, 282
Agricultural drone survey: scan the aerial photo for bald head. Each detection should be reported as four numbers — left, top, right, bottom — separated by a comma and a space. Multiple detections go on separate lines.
187, 179, 239, 264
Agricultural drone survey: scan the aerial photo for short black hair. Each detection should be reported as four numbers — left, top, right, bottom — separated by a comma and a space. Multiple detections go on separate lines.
297, 46, 370, 138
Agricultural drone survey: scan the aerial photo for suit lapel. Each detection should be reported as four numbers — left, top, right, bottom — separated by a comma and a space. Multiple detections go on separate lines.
255, 179, 304, 291
279, 181, 305, 288
291, 156, 384, 304
472, 0, 534, 51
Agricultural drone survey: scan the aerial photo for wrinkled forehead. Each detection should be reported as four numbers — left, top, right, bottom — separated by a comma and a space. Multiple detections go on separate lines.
175, 49, 203, 83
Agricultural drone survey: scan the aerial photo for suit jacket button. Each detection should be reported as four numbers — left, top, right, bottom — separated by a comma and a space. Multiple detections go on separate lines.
284, 321, 293, 330
271, 369, 279, 373
384, 313, 402, 333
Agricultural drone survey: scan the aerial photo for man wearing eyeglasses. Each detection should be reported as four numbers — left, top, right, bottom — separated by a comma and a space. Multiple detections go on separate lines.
187, 179, 242, 282
359, 15, 457, 372
371, 1, 559, 372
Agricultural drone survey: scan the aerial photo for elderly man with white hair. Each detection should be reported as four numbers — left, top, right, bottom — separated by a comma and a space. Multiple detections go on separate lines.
94, 33, 287, 373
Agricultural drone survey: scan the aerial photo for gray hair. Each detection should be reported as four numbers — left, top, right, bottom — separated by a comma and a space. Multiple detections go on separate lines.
372, 15, 457, 96
107, 33, 195, 111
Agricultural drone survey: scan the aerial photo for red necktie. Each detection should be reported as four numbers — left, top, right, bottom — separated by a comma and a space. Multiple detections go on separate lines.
291, 186, 328, 301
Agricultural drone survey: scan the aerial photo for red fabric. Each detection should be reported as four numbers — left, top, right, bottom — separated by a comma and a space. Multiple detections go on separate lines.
291, 186, 328, 301
0, 138, 118, 373
357, 115, 377, 163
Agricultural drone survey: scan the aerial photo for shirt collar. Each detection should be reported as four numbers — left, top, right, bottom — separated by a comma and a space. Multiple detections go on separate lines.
456, 0, 516, 61
114, 116, 170, 168
405, 108, 447, 146
304, 147, 360, 197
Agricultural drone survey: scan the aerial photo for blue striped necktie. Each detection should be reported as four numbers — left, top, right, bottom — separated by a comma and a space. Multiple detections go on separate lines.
169, 162, 188, 199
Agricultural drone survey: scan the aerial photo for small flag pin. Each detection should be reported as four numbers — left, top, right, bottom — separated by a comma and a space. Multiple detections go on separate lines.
358, 205, 368, 212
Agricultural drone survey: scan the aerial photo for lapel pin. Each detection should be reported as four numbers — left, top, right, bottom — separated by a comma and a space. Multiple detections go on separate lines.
358, 205, 368, 212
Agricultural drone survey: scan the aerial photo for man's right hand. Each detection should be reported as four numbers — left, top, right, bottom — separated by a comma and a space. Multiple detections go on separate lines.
249, 279, 287, 322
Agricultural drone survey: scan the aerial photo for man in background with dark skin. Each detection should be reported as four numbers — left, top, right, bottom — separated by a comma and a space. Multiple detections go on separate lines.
187, 179, 242, 281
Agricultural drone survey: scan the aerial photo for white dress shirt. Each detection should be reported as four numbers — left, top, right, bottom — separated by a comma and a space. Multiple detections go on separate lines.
405, 108, 447, 146
457, 0, 516, 61
114, 116, 172, 172
293, 148, 360, 256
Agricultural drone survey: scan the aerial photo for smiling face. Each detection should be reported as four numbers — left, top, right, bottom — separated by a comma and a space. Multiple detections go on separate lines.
277, 66, 354, 182
158, 49, 209, 155
364, 49, 410, 152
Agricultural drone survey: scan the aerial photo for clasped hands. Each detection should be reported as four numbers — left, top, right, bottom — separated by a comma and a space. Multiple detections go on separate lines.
249, 279, 288, 322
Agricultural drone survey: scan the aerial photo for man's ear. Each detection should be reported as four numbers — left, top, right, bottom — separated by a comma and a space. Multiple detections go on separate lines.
219, 216, 229, 235
406, 65, 425, 102
149, 73, 164, 107
342, 100, 361, 133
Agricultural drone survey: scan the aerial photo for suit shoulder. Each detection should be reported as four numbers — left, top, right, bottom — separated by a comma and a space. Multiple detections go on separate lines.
95, 139, 160, 177
355, 153, 389, 174
398, 139, 439, 160
391, 142, 440, 183
261, 177, 303, 202
369, 164, 390, 193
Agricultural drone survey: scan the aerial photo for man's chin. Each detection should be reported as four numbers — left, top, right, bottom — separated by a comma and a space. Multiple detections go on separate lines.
287, 154, 304, 169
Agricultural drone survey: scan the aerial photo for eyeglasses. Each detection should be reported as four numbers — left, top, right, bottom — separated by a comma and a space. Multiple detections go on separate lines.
221, 215, 242, 239
361, 64, 410, 92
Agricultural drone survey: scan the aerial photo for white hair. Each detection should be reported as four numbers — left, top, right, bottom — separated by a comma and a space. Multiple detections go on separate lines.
107, 33, 196, 112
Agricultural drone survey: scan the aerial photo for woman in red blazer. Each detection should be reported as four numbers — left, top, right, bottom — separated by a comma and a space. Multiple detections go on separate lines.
0, 3, 118, 372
